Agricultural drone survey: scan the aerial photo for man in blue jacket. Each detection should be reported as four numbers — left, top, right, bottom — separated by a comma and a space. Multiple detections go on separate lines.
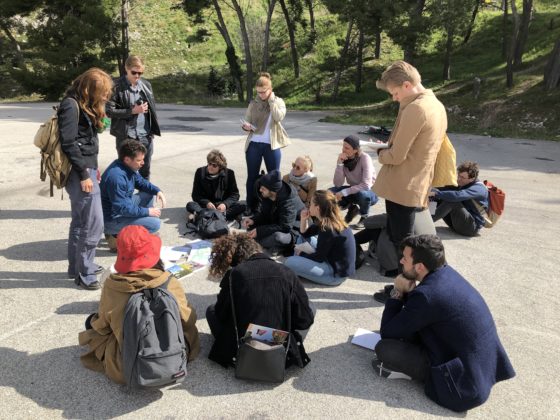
100, 140, 166, 251
374, 235, 515, 412
430, 161, 488, 236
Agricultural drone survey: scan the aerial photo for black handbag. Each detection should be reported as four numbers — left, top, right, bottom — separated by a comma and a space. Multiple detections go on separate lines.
229, 275, 290, 383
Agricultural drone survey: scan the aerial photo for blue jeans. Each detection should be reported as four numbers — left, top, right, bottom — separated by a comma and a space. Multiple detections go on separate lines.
246, 141, 281, 209
104, 191, 160, 235
65, 168, 104, 285
284, 256, 346, 286
329, 186, 378, 216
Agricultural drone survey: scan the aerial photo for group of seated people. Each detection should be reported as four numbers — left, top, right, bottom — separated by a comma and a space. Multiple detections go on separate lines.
80, 135, 514, 412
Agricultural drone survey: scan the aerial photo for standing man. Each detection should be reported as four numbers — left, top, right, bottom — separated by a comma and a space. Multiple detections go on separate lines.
373, 61, 447, 293
373, 235, 515, 412
106, 55, 160, 179
100, 140, 166, 251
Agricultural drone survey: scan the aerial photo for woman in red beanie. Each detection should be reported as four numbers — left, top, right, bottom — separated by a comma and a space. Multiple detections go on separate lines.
78, 225, 200, 384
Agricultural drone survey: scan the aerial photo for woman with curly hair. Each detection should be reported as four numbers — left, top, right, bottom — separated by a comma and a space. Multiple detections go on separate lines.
59, 68, 113, 290
206, 233, 315, 369
284, 190, 356, 286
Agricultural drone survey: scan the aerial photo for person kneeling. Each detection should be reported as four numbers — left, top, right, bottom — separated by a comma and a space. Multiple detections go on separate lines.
78, 225, 200, 385
284, 190, 355, 286
186, 149, 246, 225
373, 234, 515, 412
206, 233, 315, 369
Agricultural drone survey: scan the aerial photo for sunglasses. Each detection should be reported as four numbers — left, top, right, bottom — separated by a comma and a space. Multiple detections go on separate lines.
292, 162, 303, 171
207, 162, 220, 168
130, 71, 143, 76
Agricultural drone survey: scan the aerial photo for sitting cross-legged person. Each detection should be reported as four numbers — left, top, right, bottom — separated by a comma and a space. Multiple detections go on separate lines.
78, 225, 200, 384
284, 190, 356, 286
186, 149, 246, 225
283, 155, 317, 208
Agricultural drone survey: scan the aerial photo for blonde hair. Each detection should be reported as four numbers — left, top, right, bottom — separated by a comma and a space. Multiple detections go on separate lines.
256, 72, 272, 89
295, 155, 313, 172
66, 68, 113, 129
376, 60, 421, 91
125, 55, 145, 70
312, 190, 347, 233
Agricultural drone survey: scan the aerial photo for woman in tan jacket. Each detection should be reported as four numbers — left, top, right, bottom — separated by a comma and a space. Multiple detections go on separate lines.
242, 72, 290, 211
78, 225, 200, 384
283, 155, 317, 208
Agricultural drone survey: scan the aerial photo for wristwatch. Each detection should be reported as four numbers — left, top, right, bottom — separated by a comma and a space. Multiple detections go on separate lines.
389, 288, 402, 300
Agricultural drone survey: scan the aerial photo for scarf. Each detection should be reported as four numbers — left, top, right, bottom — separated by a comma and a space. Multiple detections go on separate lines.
288, 171, 315, 190
247, 96, 271, 135
343, 153, 360, 172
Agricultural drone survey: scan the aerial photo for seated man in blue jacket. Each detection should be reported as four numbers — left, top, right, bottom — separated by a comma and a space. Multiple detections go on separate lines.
429, 161, 488, 236
100, 140, 166, 251
374, 235, 515, 412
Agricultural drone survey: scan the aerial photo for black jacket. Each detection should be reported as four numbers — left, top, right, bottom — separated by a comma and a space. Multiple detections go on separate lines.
105, 76, 161, 140
58, 96, 98, 181
209, 253, 315, 368
252, 181, 305, 239
191, 167, 240, 209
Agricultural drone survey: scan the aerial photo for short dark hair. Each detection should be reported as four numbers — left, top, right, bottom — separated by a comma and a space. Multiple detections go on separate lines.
400, 234, 446, 272
118, 139, 147, 161
457, 161, 479, 179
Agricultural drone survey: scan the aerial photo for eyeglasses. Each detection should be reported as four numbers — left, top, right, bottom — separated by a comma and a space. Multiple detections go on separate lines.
292, 162, 303, 171
130, 71, 143, 76
256, 89, 269, 94
207, 162, 220, 168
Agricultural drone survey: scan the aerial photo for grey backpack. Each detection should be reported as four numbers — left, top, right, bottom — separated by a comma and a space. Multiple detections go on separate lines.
122, 276, 188, 389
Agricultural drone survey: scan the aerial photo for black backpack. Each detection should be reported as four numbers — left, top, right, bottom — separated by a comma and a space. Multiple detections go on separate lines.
122, 275, 188, 389
186, 208, 229, 238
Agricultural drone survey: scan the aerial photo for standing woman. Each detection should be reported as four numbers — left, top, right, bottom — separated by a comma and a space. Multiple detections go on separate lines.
59, 68, 113, 290
284, 190, 356, 286
241, 72, 290, 211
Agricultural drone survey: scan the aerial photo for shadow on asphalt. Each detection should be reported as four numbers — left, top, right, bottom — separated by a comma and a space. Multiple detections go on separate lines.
1, 239, 67, 261
0, 271, 74, 289
0, 210, 71, 220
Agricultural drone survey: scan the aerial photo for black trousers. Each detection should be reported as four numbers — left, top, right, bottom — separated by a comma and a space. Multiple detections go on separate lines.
375, 338, 430, 382
385, 200, 417, 270
186, 201, 246, 221
434, 201, 479, 237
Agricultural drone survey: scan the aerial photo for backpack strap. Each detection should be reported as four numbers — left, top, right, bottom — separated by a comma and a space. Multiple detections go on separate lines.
143, 274, 173, 299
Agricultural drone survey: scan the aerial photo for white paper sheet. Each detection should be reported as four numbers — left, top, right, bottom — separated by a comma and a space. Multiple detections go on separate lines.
351, 328, 381, 351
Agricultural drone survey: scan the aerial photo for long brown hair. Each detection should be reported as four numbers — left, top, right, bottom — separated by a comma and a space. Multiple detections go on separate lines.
66, 67, 113, 129
209, 233, 262, 277
312, 190, 347, 233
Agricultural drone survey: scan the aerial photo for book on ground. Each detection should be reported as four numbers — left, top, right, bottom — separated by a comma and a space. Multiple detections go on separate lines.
351, 328, 381, 351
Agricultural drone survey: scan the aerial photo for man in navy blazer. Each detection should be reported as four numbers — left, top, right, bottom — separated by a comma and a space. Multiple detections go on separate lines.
374, 235, 515, 412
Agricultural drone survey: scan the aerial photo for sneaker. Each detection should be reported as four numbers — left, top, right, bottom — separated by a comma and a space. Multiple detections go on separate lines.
344, 204, 360, 224
372, 359, 412, 380
355, 249, 366, 270
68, 265, 104, 279
74, 277, 101, 290
351, 216, 366, 230
373, 290, 390, 304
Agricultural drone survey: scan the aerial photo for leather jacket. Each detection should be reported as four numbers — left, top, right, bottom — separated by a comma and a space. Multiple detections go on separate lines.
105, 76, 161, 140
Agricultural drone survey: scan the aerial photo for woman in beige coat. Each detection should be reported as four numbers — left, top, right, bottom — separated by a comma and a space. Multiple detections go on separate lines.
78, 225, 200, 384
242, 72, 290, 211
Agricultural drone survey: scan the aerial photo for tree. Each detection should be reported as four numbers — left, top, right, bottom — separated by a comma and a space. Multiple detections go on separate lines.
513, 0, 534, 68
261, 0, 277, 71
0, 0, 41, 68
332, 18, 353, 100
386, 0, 429, 64
506, 0, 520, 87
230, 0, 254, 101
462, 0, 481, 45
544, 38, 560, 90
278, 0, 300, 78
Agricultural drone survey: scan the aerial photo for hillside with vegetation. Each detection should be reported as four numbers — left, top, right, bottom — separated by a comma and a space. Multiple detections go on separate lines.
1, 0, 559, 140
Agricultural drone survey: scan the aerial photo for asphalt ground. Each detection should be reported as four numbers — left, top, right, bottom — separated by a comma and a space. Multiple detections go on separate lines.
1, 103, 559, 419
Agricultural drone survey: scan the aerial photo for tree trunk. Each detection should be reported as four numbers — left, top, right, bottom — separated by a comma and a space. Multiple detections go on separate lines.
332, 19, 353, 101
262, 0, 277, 71
544, 38, 560, 90
212, 0, 244, 101
506, 0, 520, 88
513, 0, 533, 68
120, 0, 129, 76
278, 0, 300, 78
403, 0, 426, 64
443, 26, 454, 80
0, 21, 25, 68
462, 0, 480, 45
373, 17, 381, 59
305, 0, 316, 46
355, 26, 364, 93
502, 0, 509, 60
231, 0, 254, 101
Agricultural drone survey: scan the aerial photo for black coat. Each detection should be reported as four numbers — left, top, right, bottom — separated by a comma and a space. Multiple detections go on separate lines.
58, 95, 98, 181
191, 167, 240, 209
105, 76, 160, 140
208, 254, 315, 368
252, 181, 304, 239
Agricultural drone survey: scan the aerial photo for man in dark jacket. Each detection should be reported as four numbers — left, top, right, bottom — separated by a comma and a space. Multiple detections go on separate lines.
186, 149, 246, 222
242, 170, 304, 253
100, 140, 166, 251
429, 161, 488, 237
106, 55, 160, 179
373, 235, 515, 412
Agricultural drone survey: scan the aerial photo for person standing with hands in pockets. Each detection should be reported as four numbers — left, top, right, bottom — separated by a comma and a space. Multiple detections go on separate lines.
241, 73, 290, 212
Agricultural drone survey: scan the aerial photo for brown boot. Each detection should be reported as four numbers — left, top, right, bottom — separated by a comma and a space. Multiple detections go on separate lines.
105, 234, 117, 253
